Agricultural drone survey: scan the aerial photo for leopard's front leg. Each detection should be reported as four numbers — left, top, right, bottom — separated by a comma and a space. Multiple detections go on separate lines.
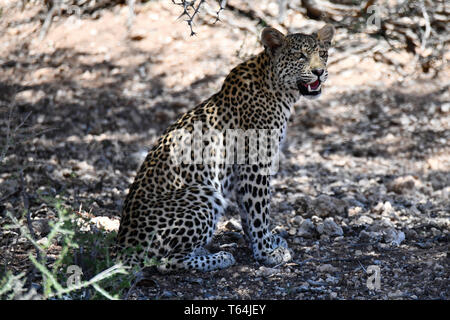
237, 164, 291, 266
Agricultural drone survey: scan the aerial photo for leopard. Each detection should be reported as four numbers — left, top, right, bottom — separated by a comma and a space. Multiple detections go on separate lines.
116, 24, 335, 272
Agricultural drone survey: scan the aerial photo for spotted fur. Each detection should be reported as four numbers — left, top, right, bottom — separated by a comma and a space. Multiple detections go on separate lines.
116, 25, 335, 272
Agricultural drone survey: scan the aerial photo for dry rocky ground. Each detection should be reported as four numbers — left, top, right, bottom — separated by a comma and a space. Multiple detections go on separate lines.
0, 1, 448, 300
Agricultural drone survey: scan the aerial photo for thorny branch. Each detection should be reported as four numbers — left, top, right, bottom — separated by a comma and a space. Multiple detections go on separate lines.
172, 0, 208, 36
213, 0, 227, 24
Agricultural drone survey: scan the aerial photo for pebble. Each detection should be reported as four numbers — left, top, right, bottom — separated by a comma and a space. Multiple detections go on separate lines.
15, 89, 46, 104
257, 266, 280, 277
160, 291, 175, 298
36, 237, 48, 246
318, 264, 339, 273
316, 217, 344, 236
357, 215, 374, 225
224, 218, 243, 232
312, 194, 347, 217
348, 206, 363, 216
296, 219, 316, 238
387, 176, 416, 194
292, 215, 304, 225
388, 290, 404, 298
359, 230, 382, 242
383, 229, 406, 246
91, 216, 120, 232
31, 219, 50, 237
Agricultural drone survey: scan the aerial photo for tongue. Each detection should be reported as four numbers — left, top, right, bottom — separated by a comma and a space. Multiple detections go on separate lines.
309, 80, 320, 90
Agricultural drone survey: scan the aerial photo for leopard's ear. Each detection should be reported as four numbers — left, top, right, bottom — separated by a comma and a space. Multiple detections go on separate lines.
261, 27, 285, 52
317, 24, 335, 44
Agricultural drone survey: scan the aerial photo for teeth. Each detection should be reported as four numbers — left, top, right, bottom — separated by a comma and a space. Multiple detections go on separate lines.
307, 84, 320, 92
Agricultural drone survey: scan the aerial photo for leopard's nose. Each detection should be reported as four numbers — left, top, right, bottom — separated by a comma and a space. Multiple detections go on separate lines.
312, 69, 324, 76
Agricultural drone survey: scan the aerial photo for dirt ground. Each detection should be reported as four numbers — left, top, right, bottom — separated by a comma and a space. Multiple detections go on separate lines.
0, 1, 449, 300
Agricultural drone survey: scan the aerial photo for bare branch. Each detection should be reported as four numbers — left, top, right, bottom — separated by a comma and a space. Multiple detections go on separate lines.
172, 0, 212, 36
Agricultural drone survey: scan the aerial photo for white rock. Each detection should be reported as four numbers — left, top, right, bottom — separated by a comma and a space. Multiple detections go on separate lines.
388, 290, 404, 298
382, 201, 394, 214
357, 215, 374, 225
318, 264, 339, 273
15, 89, 46, 104
257, 266, 280, 276
91, 216, 120, 232
384, 229, 405, 246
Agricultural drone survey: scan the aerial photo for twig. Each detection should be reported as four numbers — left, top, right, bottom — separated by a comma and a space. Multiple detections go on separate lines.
18, 170, 41, 262
0, 106, 13, 163
127, 0, 136, 31
29, 254, 127, 299
173, 0, 207, 36
357, 260, 367, 273
214, 0, 227, 24
19, 169, 44, 291
39, 2, 58, 41
1, 106, 32, 163
419, 0, 431, 51
0, 188, 20, 203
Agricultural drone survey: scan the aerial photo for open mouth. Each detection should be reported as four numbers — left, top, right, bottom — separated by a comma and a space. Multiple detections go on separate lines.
297, 79, 322, 96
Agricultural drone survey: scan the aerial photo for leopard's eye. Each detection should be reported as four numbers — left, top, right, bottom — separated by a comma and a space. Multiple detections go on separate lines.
319, 51, 327, 58
297, 52, 307, 60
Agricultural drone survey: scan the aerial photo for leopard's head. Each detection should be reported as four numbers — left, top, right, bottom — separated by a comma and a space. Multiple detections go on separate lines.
261, 25, 335, 100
